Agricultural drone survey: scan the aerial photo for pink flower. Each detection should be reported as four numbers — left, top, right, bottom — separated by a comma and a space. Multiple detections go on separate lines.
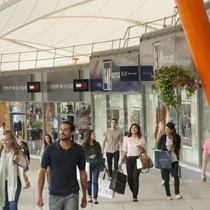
171, 83, 174, 86
174, 84, 177, 88
190, 81, 195, 87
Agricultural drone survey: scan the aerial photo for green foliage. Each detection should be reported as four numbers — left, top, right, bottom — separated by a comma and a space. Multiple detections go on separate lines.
32, 119, 42, 130
152, 65, 198, 112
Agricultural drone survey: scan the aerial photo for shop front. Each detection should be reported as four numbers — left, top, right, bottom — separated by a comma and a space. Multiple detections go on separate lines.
90, 54, 141, 145
0, 67, 91, 156
140, 31, 208, 178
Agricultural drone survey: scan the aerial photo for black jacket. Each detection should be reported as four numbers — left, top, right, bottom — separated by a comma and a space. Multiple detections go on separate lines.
157, 134, 180, 157
18, 141, 30, 161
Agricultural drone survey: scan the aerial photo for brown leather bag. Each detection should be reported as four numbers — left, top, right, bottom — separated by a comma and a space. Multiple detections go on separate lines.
138, 155, 153, 174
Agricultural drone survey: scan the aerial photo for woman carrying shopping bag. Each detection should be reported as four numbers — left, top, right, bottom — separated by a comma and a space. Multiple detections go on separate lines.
0, 130, 27, 210
119, 123, 146, 202
157, 122, 182, 200
82, 130, 107, 204
156, 121, 166, 186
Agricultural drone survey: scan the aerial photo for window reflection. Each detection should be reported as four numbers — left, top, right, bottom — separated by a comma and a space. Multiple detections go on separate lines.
26, 102, 43, 155
143, 84, 158, 161
180, 90, 198, 166
45, 103, 58, 142
75, 103, 91, 145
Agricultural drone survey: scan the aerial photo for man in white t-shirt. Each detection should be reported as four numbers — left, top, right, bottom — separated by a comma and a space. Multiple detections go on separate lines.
102, 118, 123, 177
0, 122, 5, 136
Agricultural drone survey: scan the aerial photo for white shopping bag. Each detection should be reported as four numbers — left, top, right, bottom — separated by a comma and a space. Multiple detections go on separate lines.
77, 162, 90, 181
98, 171, 115, 199
136, 158, 143, 169
122, 162, 127, 175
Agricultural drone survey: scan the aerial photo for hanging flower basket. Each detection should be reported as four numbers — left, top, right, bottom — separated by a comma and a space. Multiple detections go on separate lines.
152, 65, 198, 112
171, 77, 188, 87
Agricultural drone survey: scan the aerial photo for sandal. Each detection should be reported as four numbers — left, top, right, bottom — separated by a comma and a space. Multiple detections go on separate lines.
88, 196, 92, 203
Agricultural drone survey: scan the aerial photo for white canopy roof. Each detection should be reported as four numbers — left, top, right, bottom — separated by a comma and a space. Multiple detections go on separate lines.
0, 0, 209, 70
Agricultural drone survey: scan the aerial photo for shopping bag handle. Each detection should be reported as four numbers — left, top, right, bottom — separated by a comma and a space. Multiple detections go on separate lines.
102, 170, 111, 180
117, 168, 123, 173
140, 151, 148, 157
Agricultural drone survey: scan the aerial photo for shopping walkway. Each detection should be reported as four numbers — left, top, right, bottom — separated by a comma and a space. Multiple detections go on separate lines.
18, 159, 210, 210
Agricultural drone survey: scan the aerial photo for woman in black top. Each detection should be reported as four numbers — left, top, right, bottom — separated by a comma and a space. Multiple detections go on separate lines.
17, 134, 30, 172
157, 122, 182, 200
40, 134, 53, 186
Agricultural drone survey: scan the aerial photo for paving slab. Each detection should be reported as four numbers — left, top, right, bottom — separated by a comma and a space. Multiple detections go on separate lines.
1, 159, 210, 210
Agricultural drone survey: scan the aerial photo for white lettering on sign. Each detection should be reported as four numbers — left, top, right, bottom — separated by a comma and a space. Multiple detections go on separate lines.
121, 72, 127, 77
3, 86, 27, 91
128, 72, 137, 76
112, 72, 120, 79
163, 55, 174, 64
49, 84, 73, 90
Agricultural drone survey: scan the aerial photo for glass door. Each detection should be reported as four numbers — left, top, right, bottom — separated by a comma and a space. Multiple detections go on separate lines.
10, 113, 26, 140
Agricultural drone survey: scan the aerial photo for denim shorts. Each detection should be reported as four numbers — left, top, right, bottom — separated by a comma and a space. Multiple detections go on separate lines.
49, 193, 79, 210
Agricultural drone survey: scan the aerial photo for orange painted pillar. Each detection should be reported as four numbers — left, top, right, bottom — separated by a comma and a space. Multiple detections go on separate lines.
175, 0, 210, 106
161, 105, 167, 122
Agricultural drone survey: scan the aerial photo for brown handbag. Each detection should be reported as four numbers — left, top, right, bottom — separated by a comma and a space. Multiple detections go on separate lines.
138, 154, 153, 174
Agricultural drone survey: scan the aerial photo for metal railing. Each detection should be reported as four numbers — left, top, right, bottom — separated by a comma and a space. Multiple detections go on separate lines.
0, 10, 180, 71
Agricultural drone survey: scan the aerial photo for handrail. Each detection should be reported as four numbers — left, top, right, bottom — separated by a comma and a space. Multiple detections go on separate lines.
0, 10, 180, 71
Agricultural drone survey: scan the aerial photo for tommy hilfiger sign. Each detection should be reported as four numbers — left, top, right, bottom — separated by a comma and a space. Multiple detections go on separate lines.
0, 74, 32, 101
47, 71, 80, 101
49, 84, 73, 90
3, 85, 27, 91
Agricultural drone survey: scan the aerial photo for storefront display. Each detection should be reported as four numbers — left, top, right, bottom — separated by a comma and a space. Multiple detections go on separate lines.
180, 90, 199, 166
93, 94, 142, 145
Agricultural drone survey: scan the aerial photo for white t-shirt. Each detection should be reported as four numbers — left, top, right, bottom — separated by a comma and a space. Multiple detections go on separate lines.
122, 136, 146, 156
5, 151, 27, 180
166, 136, 178, 163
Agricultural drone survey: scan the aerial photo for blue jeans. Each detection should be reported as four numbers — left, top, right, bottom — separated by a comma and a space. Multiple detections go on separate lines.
3, 176, 21, 210
49, 193, 79, 210
87, 165, 100, 199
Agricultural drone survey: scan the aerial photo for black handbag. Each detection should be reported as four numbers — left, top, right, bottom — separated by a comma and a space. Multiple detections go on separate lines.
109, 170, 127, 194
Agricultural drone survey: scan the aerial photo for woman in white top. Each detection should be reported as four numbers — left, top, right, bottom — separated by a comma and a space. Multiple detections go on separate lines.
0, 130, 27, 210
119, 123, 146, 202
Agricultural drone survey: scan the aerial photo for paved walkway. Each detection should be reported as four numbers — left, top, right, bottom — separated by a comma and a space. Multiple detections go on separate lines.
6, 159, 210, 210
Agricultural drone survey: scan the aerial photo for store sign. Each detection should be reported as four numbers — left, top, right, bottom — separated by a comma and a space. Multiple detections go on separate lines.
140, 66, 154, 81
0, 74, 32, 101
90, 55, 139, 92
47, 70, 80, 101
120, 66, 139, 81
49, 84, 73, 89
27, 82, 41, 93
140, 35, 192, 82
73, 79, 89, 92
